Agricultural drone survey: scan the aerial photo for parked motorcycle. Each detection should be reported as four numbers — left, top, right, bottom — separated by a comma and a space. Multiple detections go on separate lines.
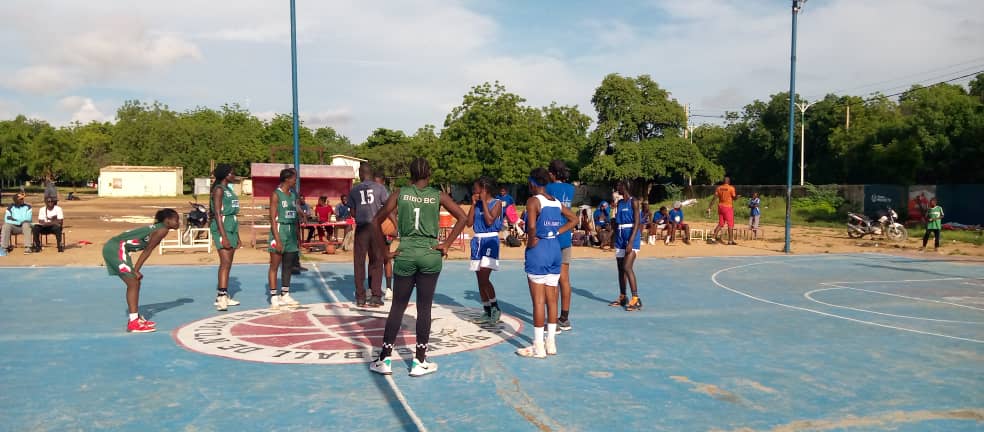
847, 207, 907, 242
182, 200, 209, 243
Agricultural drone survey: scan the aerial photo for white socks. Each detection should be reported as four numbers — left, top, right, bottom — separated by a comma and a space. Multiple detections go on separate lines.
128, 313, 138, 321
546, 323, 557, 340
534, 326, 544, 343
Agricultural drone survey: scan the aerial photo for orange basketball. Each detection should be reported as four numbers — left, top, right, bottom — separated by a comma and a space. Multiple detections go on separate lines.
382, 218, 397, 236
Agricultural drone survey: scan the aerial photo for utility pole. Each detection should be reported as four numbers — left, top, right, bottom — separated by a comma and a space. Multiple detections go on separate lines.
795, 101, 816, 186
845, 105, 850, 130
784, 0, 807, 254
289, 0, 302, 193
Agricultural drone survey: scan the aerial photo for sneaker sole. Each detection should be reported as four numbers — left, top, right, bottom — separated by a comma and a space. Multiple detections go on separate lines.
128, 328, 157, 333
409, 369, 437, 377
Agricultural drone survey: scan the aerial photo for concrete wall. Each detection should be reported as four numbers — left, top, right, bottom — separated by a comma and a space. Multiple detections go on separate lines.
98, 167, 183, 197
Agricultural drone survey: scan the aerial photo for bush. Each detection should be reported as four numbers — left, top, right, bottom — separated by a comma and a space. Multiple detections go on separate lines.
792, 184, 844, 223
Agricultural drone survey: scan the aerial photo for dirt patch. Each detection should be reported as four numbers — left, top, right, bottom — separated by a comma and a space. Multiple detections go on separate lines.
763, 408, 984, 431
670, 375, 748, 407
734, 379, 778, 395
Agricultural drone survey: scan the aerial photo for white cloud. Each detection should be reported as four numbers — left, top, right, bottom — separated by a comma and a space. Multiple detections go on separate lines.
3, 14, 201, 94
57, 96, 112, 124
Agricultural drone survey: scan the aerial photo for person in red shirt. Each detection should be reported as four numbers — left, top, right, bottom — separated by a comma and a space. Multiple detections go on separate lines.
707, 176, 739, 245
314, 196, 334, 241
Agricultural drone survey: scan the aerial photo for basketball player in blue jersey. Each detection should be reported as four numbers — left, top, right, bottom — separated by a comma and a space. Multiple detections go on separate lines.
546, 160, 576, 331
466, 177, 504, 325
517, 168, 578, 358
609, 180, 643, 311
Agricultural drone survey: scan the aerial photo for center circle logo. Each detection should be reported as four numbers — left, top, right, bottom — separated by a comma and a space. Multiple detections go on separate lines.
173, 303, 524, 364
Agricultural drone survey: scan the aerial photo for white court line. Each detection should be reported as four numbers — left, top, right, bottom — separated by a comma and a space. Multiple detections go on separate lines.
804, 287, 984, 324
823, 283, 984, 312
821, 277, 973, 285
710, 262, 984, 344
311, 263, 428, 432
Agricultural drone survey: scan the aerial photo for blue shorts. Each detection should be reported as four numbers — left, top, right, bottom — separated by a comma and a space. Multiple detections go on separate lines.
524, 237, 561, 277
469, 234, 500, 271
615, 226, 641, 251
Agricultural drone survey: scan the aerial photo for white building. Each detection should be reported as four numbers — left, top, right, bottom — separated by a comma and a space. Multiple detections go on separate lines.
98, 166, 184, 197
330, 155, 366, 179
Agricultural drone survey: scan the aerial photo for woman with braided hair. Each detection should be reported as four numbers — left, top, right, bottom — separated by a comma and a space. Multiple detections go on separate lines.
210, 163, 241, 311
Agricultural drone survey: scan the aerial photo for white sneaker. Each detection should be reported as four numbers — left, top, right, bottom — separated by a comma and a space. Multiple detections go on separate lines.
409, 358, 438, 377
215, 295, 229, 311
280, 293, 300, 307
665, 236, 672, 245
213, 296, 240, 306
369, 357, 392, 375
384, 288, 393, 301
545, 338, 557, 355
516, 342, 546, 359
270, 295, 281, 310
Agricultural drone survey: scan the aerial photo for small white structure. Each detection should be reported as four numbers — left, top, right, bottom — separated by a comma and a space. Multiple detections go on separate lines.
98, 166, 184, 197
194, 178, 245, 197
330, 155, 366, 179
159, 227, 212, 254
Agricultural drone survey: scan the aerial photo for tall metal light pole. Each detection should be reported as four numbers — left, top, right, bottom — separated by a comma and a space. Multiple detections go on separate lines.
289, 0, 302, 193
795, 100, 816, 186
784, 0, 806, 254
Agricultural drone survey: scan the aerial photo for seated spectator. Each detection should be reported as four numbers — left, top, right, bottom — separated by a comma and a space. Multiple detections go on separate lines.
641, 202, 653, 238
33, 197, 64, 252
650, 206, 671, 244
575, 205, 599, 246
314, 196, 335, 241
669, 201, 691, 245
298, 195, 317, 242
594, 201, 612, 250
1, 193, 35, 255
335, 195, 352, 238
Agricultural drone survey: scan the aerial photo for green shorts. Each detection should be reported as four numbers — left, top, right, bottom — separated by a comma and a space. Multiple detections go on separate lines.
393, 238, 443, 276
211, 216, 240, 249
268, 223, 299, 253
102, 241, 136, 278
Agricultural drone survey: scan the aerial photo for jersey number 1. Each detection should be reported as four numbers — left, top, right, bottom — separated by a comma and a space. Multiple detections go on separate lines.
413, 207, 420, 230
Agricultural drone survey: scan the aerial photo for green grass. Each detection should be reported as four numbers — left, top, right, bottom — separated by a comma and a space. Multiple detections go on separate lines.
910, 228, 984, 246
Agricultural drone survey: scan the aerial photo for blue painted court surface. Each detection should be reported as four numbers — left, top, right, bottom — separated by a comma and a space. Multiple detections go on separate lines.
1, 254, 982, 431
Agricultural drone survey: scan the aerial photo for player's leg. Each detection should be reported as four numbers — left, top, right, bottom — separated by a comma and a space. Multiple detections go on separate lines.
352, 225, 370, 307
624, 250, 642, 311
280, 250, 300, 306
517, 277, 547, 358
611, 254, 628, 306
545, 278, 559, 355
366, 230, 385, 306
122, 275, 154, 333
371, 271, 415, 375
267, 251, 283, 309
557, 247, 572, 331
410, 272, 441, 376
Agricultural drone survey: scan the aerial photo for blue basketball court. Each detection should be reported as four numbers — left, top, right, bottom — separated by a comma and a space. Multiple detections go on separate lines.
1, 254, 982, 431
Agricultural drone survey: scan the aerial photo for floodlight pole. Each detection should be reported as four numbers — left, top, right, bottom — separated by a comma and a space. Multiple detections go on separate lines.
796, 101, 816, 186
784, 0, 805, 254
289, 0, 302, 193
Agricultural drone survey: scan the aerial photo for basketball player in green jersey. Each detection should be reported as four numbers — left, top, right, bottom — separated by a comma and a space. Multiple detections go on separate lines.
369, 158, 468, 377
102, 209, 181, 333
267, 168, 302, 310
211, 164, 241, 311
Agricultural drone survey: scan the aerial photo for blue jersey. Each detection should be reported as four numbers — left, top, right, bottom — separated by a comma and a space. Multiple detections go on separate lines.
473, 198, 503, 234
525, 194, 563, 276
545, 182, 574, 248
669, 208, 685, 223
615, 198, 641, 250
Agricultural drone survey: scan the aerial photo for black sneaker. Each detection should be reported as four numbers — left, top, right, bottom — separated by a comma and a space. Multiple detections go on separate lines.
367, 296, 384, 308
558, 317, 572, 331
57, 245, 64, 253
356, 299, 368, 308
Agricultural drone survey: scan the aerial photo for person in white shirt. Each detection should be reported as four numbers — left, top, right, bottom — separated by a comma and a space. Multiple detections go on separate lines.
33, 197, 64, 252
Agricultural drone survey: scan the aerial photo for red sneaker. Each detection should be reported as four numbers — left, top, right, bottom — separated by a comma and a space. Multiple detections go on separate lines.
138, 316, 156, 327
127, 319, 157, 333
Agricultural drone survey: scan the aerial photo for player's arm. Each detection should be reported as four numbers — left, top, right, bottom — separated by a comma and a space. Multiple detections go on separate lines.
558, 205, 577, 235
269, 193, 282, 251
437, 191, 468, 256
465, 194, 477, 228
484, 199, 502, 226
629, 199, 642, 241
372, 193, 400, 261
133, 228, 170, 278
212, 187, 231, 248
525, 197, 540, 249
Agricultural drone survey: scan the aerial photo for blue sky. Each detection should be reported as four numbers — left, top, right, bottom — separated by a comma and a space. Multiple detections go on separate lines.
1, 0, 982, 142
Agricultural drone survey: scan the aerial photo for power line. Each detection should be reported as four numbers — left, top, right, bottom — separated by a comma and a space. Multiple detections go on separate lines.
835, 69, 983, 109
805, 56, 984, 100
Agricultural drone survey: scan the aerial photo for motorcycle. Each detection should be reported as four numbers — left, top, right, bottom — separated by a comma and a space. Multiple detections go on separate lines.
182, 200, 210, 244
847, 207, 907, 242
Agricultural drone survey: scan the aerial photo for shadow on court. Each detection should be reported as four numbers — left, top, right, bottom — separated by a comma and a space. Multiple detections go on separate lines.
138, 297, 193, 319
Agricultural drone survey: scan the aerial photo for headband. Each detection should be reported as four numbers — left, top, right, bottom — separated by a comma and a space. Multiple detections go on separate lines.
528, 176, 545, 187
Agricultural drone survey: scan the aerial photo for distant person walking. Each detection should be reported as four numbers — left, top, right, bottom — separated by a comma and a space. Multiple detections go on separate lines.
748, 192, 761, 239
921, 198, 944, 252
708, 175, 738, 245
348, 165, 389, 308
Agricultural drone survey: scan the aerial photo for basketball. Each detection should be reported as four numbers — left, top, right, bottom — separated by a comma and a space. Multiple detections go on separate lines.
382, 218, 397, 236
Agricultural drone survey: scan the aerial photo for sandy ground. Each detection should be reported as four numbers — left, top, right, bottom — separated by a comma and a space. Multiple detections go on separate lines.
2, 193, 981, 267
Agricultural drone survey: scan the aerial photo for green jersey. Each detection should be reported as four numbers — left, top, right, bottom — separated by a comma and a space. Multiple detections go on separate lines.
215, 184, 240, 216
926, 205, 943, 230
397, 185, 440, 240
108, 223, 164, 253
274, 188, 298, 224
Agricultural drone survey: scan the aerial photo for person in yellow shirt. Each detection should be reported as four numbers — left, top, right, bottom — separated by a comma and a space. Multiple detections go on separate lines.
707, 176, 738, 245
